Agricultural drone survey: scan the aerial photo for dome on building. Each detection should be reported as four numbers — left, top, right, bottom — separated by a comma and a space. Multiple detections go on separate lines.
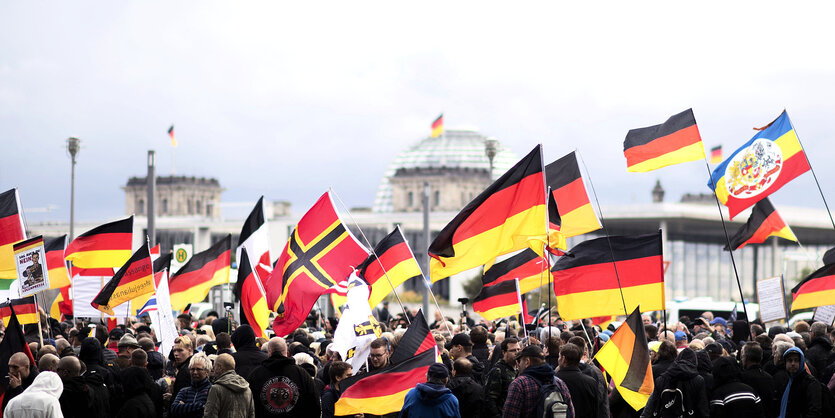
372, 130, 519, 212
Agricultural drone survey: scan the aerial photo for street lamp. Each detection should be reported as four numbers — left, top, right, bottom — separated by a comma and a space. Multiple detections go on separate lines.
67, 137, 80, 240
484, 138, 498, 176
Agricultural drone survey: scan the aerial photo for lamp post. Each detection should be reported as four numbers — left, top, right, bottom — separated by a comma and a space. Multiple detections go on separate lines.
484, 138, 498, 177
67, 137, 80, 240
147, 151, 156, 246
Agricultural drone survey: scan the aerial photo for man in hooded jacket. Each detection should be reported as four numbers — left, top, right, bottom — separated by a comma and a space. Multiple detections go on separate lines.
775, 347, 822, 417
248, 337, 320, 418
640, 348, 709, 418
709, 356, 764, 417
4, 371, 63, 418
400, 363, 460, 418
231, 325, 268, 379
204, 353, 255, 418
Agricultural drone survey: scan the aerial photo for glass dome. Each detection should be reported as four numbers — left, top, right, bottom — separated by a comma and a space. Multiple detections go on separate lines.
372, 130, 519, 212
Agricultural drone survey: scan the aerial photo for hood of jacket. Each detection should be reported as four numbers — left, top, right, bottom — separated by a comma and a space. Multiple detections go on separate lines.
79, 337, 104, 366
712, 356, 742, 386
231, 325, 257, 350
24, 371, 63, 399
415, 382, 453, 404
522, 363, 555, 385
782, 346, 806, 377
664, 347, 699, 381
695, 349, 712, 374
214, 370, 250, 392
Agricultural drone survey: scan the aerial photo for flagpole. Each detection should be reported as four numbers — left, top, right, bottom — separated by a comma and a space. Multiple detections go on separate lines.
703, 158, 750, 331
541, 147, 553, 335
330, 189, 410, 324
577, 153, 630, 316
786, 112, 835, 231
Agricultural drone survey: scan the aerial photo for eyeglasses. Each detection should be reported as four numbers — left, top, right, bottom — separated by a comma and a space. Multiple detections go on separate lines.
368, 353, 386, 359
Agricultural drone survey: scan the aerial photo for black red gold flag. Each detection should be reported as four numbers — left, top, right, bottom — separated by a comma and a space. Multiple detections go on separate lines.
389, 308, 435, 365
0, 189, 26, 280
0, 296, 38, 325
431, 114, 443, 138
709, 145, 722, 164
482, 248, 550, 295
545, 151, 601, 239
92, 244, 154, 315
552, 232, 664, 320
791, 263, 835, 310
593, 306, 653, 410
64, 216, 133, 269
44, 235, 71, 289
168, 235, 231, 311
473, 279, 522, 321
724, 198, 797, 251
429, 145, 547, 281
235, 248, 270, 338
0, 309, 36, 407
335, 348, 436, 416
624, 109, 705, 172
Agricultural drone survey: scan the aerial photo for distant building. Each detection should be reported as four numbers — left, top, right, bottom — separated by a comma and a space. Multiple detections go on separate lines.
123, 175, 224, 219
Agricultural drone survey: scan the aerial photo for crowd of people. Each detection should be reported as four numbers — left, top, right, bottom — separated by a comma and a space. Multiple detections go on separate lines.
2, 305, 835, 417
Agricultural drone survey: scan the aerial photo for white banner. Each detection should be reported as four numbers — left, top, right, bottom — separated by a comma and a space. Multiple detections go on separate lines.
73, 273, 130, 318
154, 269, 179, 357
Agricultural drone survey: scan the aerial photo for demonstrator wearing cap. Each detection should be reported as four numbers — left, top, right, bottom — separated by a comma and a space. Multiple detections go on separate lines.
503, 345, 574, 418
400, 363, 461, 418
445, 333, 485, 384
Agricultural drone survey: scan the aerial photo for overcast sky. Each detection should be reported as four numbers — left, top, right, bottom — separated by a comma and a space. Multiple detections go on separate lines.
2, 2, 835, 225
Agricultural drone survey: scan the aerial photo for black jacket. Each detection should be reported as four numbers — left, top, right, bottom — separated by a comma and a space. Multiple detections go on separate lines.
774, 347, 822, 418
740, 364, 777, 418
248, 352, 320, 418
579, 362, 610, 418
472, 343, 491, 367
119, 367, 158, 418
231, 325, 269, 379
556, 365, 600, 418
1, 366, 37, 410
651, 357, 673, 379
59, 375, 92, 418
641, 348, 709, 418
448, 375, 483, 418
806, 336, 835, 381
146, 350, 166, 380
708, 356, 764, 418
465, 354, 485, 385
171, 354, 193, 401
483, 358, 517, 418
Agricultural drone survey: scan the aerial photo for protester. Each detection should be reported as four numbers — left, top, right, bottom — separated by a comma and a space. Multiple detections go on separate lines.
708, 356, 764, 417
116, 333, 141, 370
640, 348, 708, 418
216, 332, 234, 355
203, 353, 254, 418
168, 335, 195, 403
3, 351, 39, 410
651, 341, 676, 378
248, 337, 321, 417
556, 343, 599, 418
445, 333, 485, 385
118, 366, 157, 418
37, 353, 58, 373
138, 336, 165, 380
230, 325, 268, 379
806, 322, 834, 381
364, 337, 392, 373
171, 353, 213, 418
483, 337, 519, 418
775, 347, 822, 417
503, 345, 574, 418
448, 358, 483, 418
3, 371, 63, 418
321, 361, 352, 418
739, 341, 777, 417
400, 363, 460, 418
470, 326, 491, 366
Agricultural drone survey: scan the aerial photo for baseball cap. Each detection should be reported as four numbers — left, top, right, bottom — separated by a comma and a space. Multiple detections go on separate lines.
709, 317, 727, 327
674, 331, 687, 341
118, 334, 141, 348
445, 333, 472, 350
516, 345, 545, 361
427, 363, 449, 379
705, 342, 723, 356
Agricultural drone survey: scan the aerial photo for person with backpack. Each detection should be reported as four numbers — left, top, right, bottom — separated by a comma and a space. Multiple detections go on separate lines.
503, 345, 574, 418
640, 347, 708, 418
400, 363, 461, 418
555, 343, 599, 418
708, 356, 764, 417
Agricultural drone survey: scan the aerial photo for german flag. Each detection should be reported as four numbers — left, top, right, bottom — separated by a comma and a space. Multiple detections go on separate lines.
168, 124, 177, 147
237, 196, 272, 285
482, 248, 550, 294
624, 109, 705, 173
710, 145, 722, 164
552, 232, 664, 320
44, 236, 71, 289
431, 114, 443, 138
331, 226, 423, 312
0, 296, 39, 325
335, 348, 436, 416
546, 151, 601, 239
0, 309, 35, 407
791, 263, 835, 310
593, 307, 654, 410
473, 279, 523, 321
389, 309, 436, 365
725, 198, 797, 251
65, 216, 133, 269
130, 251, 172, 316
92, 244, 154, 315
708, 111, 810, 220
429, 145, 547, 281
169, 235, 231, 311
235, 248, 270, 338
0, 189, 26, 281
50, 285, 72, 320
267, 192, 368, 337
